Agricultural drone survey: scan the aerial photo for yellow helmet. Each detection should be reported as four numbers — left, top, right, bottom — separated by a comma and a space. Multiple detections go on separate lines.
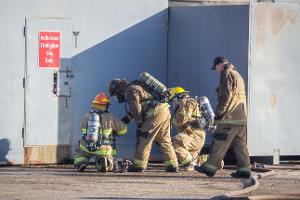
169, 87, 188, 100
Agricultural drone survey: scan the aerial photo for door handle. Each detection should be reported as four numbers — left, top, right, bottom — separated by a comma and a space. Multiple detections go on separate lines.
53, 72, 58, 95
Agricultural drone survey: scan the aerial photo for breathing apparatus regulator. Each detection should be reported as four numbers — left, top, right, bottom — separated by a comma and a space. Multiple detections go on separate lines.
139, 72, 171, 103
195, 96, 216, 131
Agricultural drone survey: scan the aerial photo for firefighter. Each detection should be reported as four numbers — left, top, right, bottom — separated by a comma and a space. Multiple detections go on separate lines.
73, 92, 127, 172
170, 87, 206, 171
108, 78, 178, 172
195, 56, 251, 178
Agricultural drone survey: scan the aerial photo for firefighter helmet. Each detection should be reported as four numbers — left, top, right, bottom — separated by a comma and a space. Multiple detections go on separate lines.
92, 92, 110, 105
108, 78, 122, 96
108, 78, 128, 103
169, 87, 188, 100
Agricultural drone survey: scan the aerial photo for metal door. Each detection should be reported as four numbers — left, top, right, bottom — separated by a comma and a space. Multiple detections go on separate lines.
167, 4, 249, 145
24, 18, 73, 164
248, 1, 300, 156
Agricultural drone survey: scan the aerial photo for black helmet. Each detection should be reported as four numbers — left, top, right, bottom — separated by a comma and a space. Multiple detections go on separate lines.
108, 78, 122, 96
211, 56, 229, 70
108, 78, 128, 103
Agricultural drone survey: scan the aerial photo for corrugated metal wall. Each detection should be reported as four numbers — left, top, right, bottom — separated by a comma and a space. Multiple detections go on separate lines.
167, 4, 249, 143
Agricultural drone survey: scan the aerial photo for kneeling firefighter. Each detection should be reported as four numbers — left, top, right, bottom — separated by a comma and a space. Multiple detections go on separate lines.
108, 72, 178, 172
73, 92, 127, 172
169, 87, 206, 171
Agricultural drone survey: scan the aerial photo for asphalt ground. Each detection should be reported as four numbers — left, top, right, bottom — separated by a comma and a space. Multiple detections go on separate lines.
0, 164, 300, 200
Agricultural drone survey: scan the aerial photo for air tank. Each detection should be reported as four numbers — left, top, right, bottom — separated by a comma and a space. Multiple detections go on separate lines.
139, 72, 170, 102
197, 96, 215, 124
86, 112, 100, 143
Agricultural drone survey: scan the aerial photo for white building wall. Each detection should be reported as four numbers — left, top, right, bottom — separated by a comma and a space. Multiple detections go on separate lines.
0, 0, 168, 164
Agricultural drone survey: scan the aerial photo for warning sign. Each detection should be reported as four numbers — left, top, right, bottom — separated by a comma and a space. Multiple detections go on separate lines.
38, 31, 60, 68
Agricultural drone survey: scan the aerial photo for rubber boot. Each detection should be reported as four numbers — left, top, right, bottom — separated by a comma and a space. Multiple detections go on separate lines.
231, 171, 251, 178
194, 165, 215, 177
127, 164, 144, 172
166, 165, 178, 173
76, 164, 87, 172
74, 156, 88, 172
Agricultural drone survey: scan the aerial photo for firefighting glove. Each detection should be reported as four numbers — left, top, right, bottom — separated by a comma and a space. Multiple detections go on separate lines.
190, 120, 201, 129
121, 114, 133, 124
190, 119, 206, 129
86, 142, 97, 152
214, 115, 223, 121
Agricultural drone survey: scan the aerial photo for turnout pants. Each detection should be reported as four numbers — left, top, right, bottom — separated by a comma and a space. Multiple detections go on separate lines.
172, 129, 206, 166
202, 125, 251, 173
74, 140, 114, 171
134, 106, 178, 169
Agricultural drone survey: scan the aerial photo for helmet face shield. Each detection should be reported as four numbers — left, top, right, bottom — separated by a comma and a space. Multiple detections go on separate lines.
92, 103, 109, 111
91, 92, 110, 111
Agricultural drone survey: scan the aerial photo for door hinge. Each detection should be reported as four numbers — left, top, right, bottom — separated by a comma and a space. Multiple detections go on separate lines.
23, 26, 26, 37
257, 0, 275, 2
22, 127, 24, 138
23, 78, 25, 88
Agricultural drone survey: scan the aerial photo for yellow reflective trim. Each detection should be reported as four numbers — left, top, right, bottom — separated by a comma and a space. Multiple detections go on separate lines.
133, 159, 148, 168
99, 128, 113, 135
192, 109, 201, 118
202, 163, 217, 173
79, 144, 116, 156
237, 167, 251, 172
81, 128, 87, 134
116, 126, 127, 135
214, 119, 247, 126
162, 103, 170, 108
179, 154, 193, 166
164, 159, 178, 167
74, 156, 88, 165
82, 128, 100, 134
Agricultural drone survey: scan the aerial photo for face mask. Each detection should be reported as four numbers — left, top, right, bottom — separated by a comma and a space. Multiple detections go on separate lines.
114, 94, 125, 103
117, 96, 125, 103
172, 97, 179, 108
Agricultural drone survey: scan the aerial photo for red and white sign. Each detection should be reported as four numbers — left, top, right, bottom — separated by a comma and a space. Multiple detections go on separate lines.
38, 31, 61, 68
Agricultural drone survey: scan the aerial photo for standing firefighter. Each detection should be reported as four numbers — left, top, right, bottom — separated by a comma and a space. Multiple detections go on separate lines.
195, 56, 251, 178
74, 92, 127, 172
108, 73, 178, 172
170, 87, 206, 171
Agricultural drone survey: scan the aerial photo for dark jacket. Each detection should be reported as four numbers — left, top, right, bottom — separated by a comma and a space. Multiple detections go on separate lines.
215, 64, 247, 121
